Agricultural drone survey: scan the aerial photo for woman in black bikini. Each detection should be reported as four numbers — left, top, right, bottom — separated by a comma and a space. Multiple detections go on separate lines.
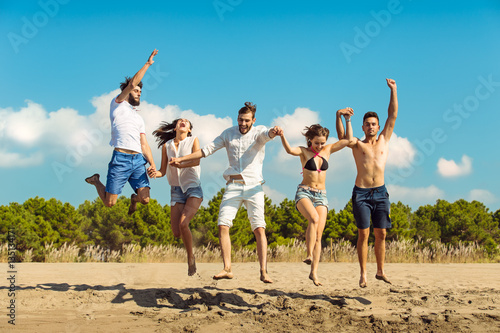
275, 108, 353, 285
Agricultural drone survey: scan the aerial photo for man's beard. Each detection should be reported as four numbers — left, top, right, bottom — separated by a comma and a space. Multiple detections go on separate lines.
128, 95, 140, 107
239, 123, 253, 134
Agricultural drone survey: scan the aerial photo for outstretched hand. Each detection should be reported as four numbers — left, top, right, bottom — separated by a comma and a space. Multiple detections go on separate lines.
147, 49, 158, 65
386, 78, 397, 90
270, 126, 283, 137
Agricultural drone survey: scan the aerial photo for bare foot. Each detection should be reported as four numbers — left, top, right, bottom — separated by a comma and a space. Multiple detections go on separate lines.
302, 257, 312, 265
128, 194, 138, 215
309, 273, 322, 286
359, 275, 367, 288
260, 270, 273, 284
85, 174, 100, 185
375, 274, 392, 284
188, 257, 196, 276
213, 269, 233, 280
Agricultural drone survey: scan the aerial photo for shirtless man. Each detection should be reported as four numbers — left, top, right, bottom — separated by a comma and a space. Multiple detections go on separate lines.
336, 78, 398, 288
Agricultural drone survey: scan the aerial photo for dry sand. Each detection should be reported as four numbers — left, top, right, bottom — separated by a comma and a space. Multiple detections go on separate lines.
2, 262, 499, 332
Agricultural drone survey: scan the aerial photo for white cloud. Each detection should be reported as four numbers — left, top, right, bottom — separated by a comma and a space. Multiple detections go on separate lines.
263, 185, 286, 204
437, 155, 472, 178
468, 189, 497, 205
272, 107, 321, 142
3, 101, 46, 146
0, 92, 234, 179
0, 150, 44, 168
387, 184, 444, 207
387, 133, 416, 168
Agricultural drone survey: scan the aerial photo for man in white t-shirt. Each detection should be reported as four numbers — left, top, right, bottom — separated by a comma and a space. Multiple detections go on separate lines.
170, 102, 279, 283
85, 50, 158, 215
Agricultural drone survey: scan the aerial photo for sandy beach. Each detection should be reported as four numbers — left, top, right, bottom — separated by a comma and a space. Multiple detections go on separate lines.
2, 262, 499, 332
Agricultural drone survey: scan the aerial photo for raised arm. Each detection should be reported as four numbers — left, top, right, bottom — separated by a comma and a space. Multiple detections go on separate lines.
116, 49, 158, 103
380, 78, 398, 141
140, 134, 157, 178
336, 107, 354, 138
329, 112, 354, 153
275, 127, 301, 156
336, 107, 357, 148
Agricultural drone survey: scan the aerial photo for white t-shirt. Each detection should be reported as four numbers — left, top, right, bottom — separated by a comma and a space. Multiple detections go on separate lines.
201, 125, 272, 185
109, 96, 145, 153
166, 136, 201, 192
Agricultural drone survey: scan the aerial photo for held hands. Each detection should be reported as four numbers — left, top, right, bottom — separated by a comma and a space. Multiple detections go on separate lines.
147, 165, 157, 178
169, 157, 182, 168
270, 126, 284, 137
147, 49, 158, 65
386, 78, 397, 90
337, 107, 354, 121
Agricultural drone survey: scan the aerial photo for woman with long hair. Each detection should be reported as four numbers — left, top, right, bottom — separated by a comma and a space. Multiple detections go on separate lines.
275, 109, 353, 285
152, 118, 203, 276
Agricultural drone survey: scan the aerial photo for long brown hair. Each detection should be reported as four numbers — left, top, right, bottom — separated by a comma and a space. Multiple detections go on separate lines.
152, 119, 193, 149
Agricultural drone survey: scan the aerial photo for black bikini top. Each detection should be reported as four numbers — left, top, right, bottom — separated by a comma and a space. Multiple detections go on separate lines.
303, 149, 329, 172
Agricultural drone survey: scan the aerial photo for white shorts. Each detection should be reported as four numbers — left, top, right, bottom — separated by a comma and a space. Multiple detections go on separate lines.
218, 182, 266, 231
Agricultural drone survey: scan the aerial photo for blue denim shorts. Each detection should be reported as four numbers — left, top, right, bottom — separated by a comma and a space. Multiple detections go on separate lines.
352, 185, 391, 230
105, 150, 150, 195
294, 185, 328, 210
170, 185, 203, 206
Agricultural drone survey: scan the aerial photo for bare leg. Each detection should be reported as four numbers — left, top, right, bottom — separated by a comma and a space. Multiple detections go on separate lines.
213, 225, 234, 280
297, 198, 320, 265
374, 228, 391, 284
129, 187, 150, 215
85, 174, 118, 207
357, 228, 370, 288
179, 197, 202, 276
171, 202, 194, 276
254, 227, 273, 283
308, 206, 327, 286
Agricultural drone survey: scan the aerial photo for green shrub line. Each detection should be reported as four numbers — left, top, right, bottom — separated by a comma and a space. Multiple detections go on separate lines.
1, 192, 499, 263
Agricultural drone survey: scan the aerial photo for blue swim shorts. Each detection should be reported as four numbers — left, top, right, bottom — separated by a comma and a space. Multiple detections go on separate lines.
294, 185, 328, 210
170, 185, 203, 206
352, 185, 391, 230
105, 150, 150, 195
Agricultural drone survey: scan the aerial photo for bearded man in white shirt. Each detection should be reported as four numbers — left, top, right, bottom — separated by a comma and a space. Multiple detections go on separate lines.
170, 102, 278, 283
85, 50, 158, 215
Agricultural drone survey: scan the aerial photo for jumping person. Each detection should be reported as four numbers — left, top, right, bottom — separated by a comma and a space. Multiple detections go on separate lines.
336, 78, 398, 288
275, 109, 353, 286
85, 50, 158, 215
170, 102, 279, 283
152, 118, 203, 276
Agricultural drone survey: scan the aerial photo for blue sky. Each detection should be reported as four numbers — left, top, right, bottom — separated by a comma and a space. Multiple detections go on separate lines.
1, 0, 499, 212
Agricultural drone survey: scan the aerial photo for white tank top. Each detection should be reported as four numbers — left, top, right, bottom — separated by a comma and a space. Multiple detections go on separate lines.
165, 136, 201, 192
